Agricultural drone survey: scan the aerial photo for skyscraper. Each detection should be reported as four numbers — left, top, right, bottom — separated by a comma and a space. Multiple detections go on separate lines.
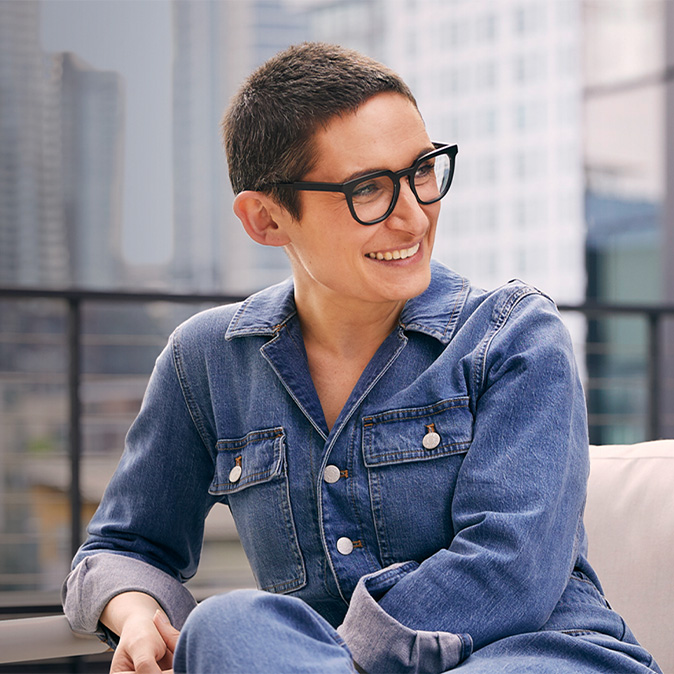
171, 0, 308, 294
56, 52, 125, 288
1, 1, 125, 289
383, 1, 586, 309
0, 0, 69, 286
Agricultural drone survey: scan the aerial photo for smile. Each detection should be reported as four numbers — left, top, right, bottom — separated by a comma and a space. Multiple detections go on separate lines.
366, 242, 420, 261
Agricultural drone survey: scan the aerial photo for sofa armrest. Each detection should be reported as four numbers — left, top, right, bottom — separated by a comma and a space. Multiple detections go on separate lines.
586, 440, 674, 674
0, 614, 109, 664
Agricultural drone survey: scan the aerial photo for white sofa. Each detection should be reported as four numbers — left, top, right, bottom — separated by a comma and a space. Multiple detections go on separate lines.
1, 440, 672, 670
584, 440, 674, 673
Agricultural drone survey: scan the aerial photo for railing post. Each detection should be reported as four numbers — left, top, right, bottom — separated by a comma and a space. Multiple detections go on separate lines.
67, 297, 83, 559
647, 311, 661, 441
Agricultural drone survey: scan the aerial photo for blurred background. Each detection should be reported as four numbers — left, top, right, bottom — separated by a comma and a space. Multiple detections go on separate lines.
1, 0, 673, 656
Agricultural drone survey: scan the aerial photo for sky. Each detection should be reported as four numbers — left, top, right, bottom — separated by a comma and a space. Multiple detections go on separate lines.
40, 0, 173, 265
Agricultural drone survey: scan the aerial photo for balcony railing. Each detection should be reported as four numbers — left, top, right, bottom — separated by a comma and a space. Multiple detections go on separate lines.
0, 287, 672, 649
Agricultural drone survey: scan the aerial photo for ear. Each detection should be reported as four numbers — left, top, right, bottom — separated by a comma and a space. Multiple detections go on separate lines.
233, 191, 292, 247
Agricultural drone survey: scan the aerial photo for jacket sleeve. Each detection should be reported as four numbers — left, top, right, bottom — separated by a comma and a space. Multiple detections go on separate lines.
62, 331, 219, 640
339, 289, 590, 673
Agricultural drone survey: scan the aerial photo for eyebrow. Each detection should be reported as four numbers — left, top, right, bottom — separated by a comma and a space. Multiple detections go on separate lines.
340, 145, 437, 183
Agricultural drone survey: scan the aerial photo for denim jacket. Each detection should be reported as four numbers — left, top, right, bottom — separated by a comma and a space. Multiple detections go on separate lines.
63, 261, 608, 673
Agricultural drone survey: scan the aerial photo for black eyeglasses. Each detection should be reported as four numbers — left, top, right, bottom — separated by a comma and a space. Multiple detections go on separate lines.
274, 142, 458, 225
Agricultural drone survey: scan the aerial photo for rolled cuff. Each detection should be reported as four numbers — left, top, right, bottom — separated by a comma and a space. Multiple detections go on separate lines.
338, 562, 472, 674
62, 553, 197, 646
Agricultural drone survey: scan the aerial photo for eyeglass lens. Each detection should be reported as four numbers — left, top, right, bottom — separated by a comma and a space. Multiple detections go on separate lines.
350, 151, 451, 224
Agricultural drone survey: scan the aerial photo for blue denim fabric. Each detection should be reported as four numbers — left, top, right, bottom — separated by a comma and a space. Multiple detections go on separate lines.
63, 261, 662, 673
173, 587, 658, 674
173, 590, 357, 674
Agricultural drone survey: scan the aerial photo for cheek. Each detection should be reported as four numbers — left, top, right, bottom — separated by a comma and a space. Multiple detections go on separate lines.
422, 206, 440, 244
426, 202, 441, 223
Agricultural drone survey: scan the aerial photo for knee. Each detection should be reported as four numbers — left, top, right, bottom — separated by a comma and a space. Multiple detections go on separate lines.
174, 590, 266, 672
174, 590, 353, 674
182, 589, 264, 638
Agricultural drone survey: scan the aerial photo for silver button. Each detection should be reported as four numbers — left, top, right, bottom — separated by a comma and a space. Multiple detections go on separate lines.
422, 430, 441, 450
228, 464, 242, 483
323, 465, 341, 484
336, 537, 354, 555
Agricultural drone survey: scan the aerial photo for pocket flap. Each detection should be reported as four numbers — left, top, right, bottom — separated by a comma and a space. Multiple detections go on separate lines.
210, 427, 285, 495
362, 398, 472, 467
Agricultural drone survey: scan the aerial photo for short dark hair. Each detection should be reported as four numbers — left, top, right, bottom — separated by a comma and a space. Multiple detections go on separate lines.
221, 42, 417, 220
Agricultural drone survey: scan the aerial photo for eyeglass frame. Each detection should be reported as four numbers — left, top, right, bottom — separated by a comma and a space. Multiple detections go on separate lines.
273, 142, 459, 225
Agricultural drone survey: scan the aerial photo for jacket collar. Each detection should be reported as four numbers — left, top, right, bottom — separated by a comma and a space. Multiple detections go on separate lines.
225, 261, 469, 346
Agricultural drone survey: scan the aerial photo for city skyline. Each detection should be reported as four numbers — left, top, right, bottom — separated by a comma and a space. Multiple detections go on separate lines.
40, 0, 173, 267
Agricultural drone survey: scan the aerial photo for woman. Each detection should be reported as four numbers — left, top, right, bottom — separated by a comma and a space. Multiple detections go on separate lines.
63, 43, 662, 674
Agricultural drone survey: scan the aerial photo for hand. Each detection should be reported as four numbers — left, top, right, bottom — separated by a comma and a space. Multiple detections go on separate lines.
109, 609, 180, 674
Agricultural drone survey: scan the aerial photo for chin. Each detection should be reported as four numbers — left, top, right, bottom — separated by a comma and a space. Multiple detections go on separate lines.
386, 273, 432, 303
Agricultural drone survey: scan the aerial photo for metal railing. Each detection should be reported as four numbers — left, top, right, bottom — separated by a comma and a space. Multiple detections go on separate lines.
0, 287, 673, 620
0, 287, 244, 563
557, 300, 673, 443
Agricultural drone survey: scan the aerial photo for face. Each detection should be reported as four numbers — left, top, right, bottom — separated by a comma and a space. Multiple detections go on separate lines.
280, 92, 440, 314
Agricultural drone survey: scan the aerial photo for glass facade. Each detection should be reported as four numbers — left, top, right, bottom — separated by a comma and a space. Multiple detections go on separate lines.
583, 0, 670, 443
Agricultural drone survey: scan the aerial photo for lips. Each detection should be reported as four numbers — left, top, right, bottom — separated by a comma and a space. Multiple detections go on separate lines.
366, 242, 420, 261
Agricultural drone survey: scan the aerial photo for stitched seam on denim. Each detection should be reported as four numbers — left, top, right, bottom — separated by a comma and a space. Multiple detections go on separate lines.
212, 431, 285, 490
227, 294, 297, 339
362, 398, 472, 465
346, 422, 380, 571
569, 573, 600, 590
364, 445, 470, 466
270, 444, 307, 594
225, 295, 256, 336
222, 431, 306, 594
319, 330, 408, 604
362, 397, 470, 426
170, 332, 214, 460
260, 331, 328, 440
368, 468, 393, 565
442, 274, 470, 340
473, 284, 544, 394
216, 428, 284, 450
211, 470, 279, 490
366, 561, 418, 589
399, 275, 469, 343
282, 318, 307, 354
557, 629, 602, 636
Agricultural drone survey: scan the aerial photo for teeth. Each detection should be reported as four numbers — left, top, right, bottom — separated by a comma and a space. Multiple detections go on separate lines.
367, 243, 420, 261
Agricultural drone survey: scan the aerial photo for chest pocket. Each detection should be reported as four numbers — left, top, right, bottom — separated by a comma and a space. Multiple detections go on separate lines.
362, 398, 473, 566
209, 427, 305, 594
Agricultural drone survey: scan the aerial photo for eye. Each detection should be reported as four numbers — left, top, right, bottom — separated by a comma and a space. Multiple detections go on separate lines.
414, 159, 435, 182
351, 176, 390, 203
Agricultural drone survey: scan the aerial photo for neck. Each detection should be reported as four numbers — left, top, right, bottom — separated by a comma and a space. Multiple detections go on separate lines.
291, 277, 407, 432
294, 284, 404, 358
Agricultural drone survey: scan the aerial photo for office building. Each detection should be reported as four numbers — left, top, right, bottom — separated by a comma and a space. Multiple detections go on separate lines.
171, 0, 308, 293
584, 0, 672, 442
0, 0, 69, 287
55, 52, 125, 288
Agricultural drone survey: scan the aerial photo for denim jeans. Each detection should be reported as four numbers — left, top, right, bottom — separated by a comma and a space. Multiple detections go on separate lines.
173, 590, 356, 674
173, 590, 661, 674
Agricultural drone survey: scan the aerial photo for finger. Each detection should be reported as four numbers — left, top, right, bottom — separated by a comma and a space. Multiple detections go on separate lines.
153, 609, 181, 654
110, 648, 136, 674
133, 654, 164, 674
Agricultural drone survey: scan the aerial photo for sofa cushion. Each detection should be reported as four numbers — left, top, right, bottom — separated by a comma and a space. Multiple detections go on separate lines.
586, 440, 674, 674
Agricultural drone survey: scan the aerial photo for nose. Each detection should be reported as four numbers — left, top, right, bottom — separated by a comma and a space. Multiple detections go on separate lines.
385, 179, 429, 234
